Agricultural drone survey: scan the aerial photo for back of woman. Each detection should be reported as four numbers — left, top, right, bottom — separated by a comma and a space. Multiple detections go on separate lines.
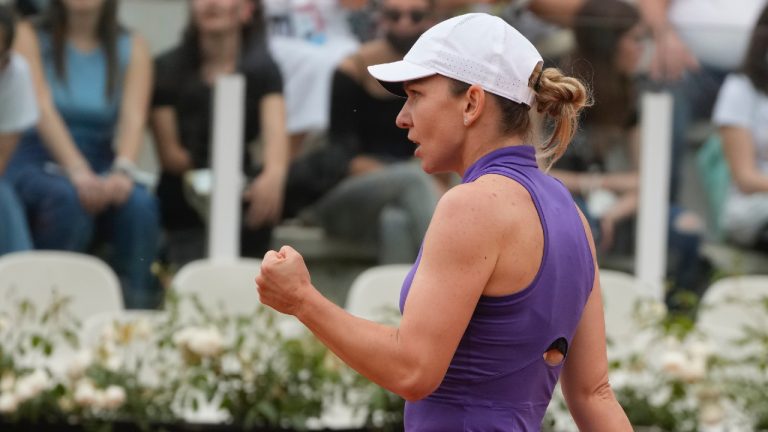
399, 145, 594, 429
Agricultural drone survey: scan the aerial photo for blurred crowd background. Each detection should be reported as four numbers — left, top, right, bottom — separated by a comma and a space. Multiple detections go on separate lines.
1, 0, 767, 315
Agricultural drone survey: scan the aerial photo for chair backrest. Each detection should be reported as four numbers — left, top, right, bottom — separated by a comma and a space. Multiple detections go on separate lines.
344, 264, 411, 323
599, 269, 665, 355
170, 258, 263, 319
697, 275, 768, 359
0, 250, 123, 320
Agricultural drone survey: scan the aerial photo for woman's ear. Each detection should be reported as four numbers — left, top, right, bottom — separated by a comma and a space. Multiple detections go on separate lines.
462, 84, 486, 127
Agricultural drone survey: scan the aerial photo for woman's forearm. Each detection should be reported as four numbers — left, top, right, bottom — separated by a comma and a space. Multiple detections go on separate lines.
259, 94, 289, 178
296, 288, 432, 401
37, 104, 90, 174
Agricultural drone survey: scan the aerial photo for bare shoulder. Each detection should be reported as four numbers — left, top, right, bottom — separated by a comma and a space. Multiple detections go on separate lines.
431, 175, 530, 236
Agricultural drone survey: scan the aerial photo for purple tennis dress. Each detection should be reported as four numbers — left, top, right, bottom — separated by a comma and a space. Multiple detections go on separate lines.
399, 145, 594, 431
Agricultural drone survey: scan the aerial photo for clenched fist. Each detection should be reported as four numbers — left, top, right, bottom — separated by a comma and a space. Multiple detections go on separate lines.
255, 246, 314, 316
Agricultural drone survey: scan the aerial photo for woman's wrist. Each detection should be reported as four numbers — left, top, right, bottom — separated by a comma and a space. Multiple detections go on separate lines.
111, 156, 138, 179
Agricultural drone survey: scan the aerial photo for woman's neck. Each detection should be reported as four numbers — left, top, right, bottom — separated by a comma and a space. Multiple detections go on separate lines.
199, 30, 241, 82
67, 10, 101, 49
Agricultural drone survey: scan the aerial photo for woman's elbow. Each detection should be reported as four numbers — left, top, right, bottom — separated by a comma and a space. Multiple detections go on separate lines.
393, 368, 443, 402
563, 377, 616, 407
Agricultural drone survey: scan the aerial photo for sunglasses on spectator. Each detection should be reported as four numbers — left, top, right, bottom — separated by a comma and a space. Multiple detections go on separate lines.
382, 8, 428, 24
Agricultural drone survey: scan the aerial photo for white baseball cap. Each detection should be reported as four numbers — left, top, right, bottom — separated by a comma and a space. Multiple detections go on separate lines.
368, 13, 543, 106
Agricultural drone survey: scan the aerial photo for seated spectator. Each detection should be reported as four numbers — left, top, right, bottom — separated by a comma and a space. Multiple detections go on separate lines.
550, 0, 709, 308
289, 0, 443, 264
6, 0, 160, 309
0, 4, 37, 255
636, 0, 767, 203
151, 0, 289, 266
263, 0, 361, 153
712, 4, 768, 252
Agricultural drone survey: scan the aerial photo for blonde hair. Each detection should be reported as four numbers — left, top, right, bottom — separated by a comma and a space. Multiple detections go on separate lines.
447, 67, 590, 171
531, 66, 592, 171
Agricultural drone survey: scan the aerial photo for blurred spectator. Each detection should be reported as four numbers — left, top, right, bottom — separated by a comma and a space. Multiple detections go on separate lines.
13, 0, 47, 17
551, 0, 709, 307
151, 0, 289, 265
290, 0, 442, 264
263, 0, 361, 154
6, 0, 159, 309
637, 0, 768, 203
712, 4, 768, 252
0, 4, 36, 255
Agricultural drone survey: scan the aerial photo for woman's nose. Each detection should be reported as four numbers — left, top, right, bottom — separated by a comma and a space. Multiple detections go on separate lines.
395, 103, 411, 129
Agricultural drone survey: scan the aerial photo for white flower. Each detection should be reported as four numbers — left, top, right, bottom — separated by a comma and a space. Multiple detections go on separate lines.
687, 340, 713, 362
101, 385, 126, 410
133, 319, 152, 340
660, 350, 687, 378
66, 350, 93, 380
0, 373, 15, 393
0, 317, 8, 332
174, 327, 224, 358
100, 324, 116, 343
699, 401, 725, 426
104, 353, 122, 371
680, 357, 707, 383
173, 327, 195, 349
0, 393, 18, 413
73, 379, 98, 407
14, 369, 49, 402
187, 328, 224, 358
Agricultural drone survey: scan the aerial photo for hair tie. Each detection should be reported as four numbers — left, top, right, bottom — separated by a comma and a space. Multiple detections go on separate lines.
533, 72, 543, 92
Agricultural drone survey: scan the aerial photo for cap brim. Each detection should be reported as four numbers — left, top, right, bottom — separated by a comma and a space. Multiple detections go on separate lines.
367, 60, 436, 98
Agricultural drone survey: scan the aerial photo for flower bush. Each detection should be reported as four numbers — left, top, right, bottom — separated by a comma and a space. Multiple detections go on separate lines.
0, 291, 345, 431
3, 285, 768, 431
544, 289, 768, 432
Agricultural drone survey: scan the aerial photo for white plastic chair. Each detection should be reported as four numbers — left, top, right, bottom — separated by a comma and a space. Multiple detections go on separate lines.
344, 264, 411, 323
0, 250, 124, 320
696, 275, 768, 360
170, 258, 263, 318
599, 269, 666, 358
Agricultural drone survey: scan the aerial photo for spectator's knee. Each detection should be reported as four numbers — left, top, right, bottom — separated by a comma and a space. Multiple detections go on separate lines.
674, 211, 703, 235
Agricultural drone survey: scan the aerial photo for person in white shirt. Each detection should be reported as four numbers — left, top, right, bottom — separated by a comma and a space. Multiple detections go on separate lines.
637, 0, 768, 204
0, 4, 38, 254
712, 4, 768, 251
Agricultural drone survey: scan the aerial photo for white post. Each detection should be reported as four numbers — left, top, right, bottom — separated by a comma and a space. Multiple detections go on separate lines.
208, 74, 245, 261
636, 91, 673, 301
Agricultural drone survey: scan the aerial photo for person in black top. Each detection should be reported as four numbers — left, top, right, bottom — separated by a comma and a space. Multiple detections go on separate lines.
298, 0, 445, 264
150, 0, 289, 266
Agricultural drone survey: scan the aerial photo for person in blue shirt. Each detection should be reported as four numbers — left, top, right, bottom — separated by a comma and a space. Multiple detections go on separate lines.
6, 0, 159, 308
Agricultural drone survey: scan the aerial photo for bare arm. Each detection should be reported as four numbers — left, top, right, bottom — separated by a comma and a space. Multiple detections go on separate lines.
561, 207, 632, 431
0, 133, 20, 174
636, 0, 699, 81
14, 21, 107, 213
150, 107, 193, 175
105, 34, 153, 205
550, 169, 638, 195
720, 125, 768, 194
243, 93, 289, 228
257, 184, 499, 400
112, 34, 152, 165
